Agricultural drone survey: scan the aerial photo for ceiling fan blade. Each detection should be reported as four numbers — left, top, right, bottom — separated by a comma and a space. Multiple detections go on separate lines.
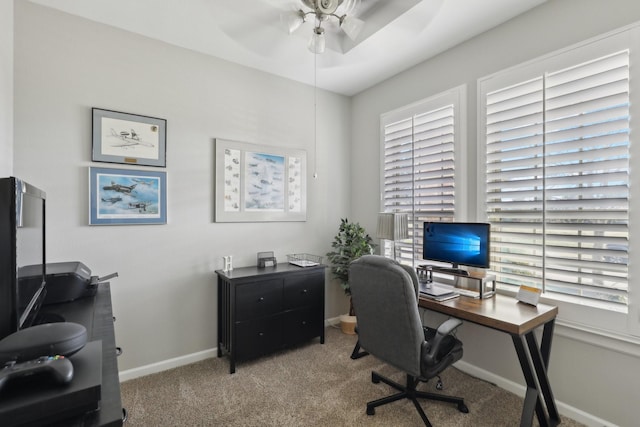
216, 0, 295, 57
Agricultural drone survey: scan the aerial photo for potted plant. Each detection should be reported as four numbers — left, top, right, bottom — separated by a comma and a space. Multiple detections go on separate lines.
326, 218, 375, 334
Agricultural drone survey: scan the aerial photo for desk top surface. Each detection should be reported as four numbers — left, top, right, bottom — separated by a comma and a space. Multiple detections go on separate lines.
418, 293, 558, 335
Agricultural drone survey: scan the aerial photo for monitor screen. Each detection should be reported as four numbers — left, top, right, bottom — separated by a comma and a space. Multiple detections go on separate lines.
16, 181, 47, 329
0, 177, 47, 339
423, 222, 490, 268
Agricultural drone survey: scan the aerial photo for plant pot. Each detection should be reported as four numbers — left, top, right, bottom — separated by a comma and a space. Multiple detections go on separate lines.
340, 314, 357, 335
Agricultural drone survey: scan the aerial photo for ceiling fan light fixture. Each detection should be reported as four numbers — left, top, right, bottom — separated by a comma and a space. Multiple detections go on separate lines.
308, 26, 326, 54
289, 0, 363, 54
340, 15, 364, 41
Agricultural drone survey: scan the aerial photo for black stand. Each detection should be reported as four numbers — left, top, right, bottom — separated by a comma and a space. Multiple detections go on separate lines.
0, 285, 123, 426
350, 339, 369, 359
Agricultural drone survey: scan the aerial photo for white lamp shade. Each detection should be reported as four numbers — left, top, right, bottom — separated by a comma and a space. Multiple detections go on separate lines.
340, 15, 364, 41
308, 29, 325, 54
377, 213, 409, 241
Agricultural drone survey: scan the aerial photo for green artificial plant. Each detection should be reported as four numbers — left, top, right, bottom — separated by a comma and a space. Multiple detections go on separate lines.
326, 218, 376, 315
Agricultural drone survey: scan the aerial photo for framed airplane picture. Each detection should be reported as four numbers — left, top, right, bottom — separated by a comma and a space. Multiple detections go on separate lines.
89, 167, 167, 225
214, 139, 307, 222
92, 108, 167, 167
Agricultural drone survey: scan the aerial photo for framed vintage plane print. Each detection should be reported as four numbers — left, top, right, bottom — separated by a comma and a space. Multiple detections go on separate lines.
89, 167, 167, 225
92, 108, 167, 167
214, 139, 307, 222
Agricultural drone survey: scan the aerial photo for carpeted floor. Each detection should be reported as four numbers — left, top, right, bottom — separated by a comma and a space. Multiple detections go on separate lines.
121, 326, 585, 426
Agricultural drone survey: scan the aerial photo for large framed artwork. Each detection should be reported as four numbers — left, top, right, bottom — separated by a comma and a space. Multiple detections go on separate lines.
89, 167, 167, 225
92, 108, 167, 167
214, 139, 307, 222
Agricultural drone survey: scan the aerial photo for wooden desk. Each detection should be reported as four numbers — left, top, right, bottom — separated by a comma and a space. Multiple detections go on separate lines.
419, 294, 560, 427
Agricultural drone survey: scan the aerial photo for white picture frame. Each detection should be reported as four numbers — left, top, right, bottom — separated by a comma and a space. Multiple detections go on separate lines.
214, 139, 307, 222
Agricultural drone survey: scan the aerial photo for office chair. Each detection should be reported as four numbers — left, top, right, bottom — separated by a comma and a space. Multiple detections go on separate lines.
349, 255, 468, 426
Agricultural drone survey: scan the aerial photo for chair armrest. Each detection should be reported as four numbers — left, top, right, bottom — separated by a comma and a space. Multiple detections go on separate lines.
422, 318, 463, 365
436, 318, 462, 336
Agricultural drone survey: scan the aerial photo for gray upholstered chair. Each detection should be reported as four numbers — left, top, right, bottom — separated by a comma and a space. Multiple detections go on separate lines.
349, 255, 468, 426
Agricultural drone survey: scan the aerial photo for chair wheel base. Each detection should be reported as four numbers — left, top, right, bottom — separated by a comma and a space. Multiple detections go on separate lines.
458, 403, 469, 413
366, 407, 375, 416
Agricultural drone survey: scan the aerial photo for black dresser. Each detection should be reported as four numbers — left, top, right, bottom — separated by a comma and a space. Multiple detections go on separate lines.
216, 264, 325, 374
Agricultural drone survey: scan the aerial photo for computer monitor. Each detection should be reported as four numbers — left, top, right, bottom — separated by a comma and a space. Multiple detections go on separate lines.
422, 222, 490, 269
0, 177, 47, 340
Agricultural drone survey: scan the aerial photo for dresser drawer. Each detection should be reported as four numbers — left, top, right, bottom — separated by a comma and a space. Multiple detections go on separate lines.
235, 279, 283, 321
282, 308, 323, 344
235, 316, 283, 360
283, 271, 324, 309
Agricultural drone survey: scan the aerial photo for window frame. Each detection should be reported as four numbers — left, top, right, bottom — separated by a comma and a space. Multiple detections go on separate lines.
477, 23, 640, 339
379, 85, 467, 265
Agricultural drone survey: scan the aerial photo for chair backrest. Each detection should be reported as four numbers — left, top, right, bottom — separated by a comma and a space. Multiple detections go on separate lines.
349, 255, 425, 377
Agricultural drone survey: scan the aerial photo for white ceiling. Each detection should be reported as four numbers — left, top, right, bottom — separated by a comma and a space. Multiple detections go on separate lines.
28, 0, 547, 96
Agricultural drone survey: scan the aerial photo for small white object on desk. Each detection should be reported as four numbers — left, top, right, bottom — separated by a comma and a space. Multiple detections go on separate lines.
517, 285, 541, 306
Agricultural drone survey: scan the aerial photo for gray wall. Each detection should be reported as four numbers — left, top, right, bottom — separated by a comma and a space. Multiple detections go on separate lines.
351, 0, 640, 426
13, 1, 352, 372
11, 0, 640, 425
0, 0, 13, 176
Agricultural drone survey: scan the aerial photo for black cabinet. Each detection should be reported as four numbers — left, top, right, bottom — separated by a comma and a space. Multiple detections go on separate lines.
0, 284, 123, 426
216, 264, 325, 373
50, 284, 123, 426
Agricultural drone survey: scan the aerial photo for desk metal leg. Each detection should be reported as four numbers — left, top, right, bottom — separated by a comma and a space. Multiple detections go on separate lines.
512, 334, 547, 427
527, 321, 560, 424
512, 320, 560, 427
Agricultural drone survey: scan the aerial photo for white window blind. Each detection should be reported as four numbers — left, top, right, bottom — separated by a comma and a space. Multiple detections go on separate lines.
486, 50, 630, 310
382, 100, 457, 264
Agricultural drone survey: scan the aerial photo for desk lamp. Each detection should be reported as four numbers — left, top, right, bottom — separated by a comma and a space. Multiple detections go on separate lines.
376, 212, 409, 261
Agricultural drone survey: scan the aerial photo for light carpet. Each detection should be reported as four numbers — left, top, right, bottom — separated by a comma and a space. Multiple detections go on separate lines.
120, 326, 584, 426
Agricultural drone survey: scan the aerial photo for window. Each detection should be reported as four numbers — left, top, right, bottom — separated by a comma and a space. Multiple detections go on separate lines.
479, 25, 638, 331
380, 87, 466, 265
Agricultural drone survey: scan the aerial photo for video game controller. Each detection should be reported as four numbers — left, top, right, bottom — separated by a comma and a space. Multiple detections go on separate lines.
0, 355, 74, 393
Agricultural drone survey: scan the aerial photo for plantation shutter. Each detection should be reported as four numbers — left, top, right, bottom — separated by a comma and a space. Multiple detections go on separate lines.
383, 105, 456, 263
486, 51, 629, 308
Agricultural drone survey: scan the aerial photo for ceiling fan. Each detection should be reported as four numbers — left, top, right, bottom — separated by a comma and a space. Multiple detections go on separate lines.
283, 0, 365, 54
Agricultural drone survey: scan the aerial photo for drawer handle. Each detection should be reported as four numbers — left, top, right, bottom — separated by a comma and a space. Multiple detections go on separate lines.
302, 289, 308, 294
258, 332, 264, 337
258, 297, 265, 302
301, 321, 307, 325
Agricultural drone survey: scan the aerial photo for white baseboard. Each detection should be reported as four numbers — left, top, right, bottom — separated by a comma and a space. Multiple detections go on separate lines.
119, 348, 217, 382
325, 316, 341, 326
120, 318, 343, 382
454, 360, 616, 427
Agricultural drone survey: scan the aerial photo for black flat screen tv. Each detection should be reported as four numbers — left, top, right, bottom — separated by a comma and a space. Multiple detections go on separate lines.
422, 222, 490, 269
0, 177, 47, 341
